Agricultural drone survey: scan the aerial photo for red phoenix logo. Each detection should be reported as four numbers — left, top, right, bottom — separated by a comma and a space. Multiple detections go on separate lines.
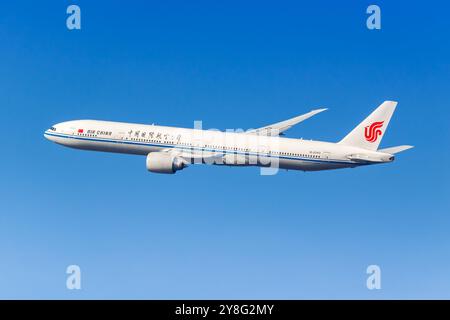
364, 121, 384, 142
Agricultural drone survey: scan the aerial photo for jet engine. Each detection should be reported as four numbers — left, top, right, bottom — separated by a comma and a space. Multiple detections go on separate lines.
146, 152, 187, 174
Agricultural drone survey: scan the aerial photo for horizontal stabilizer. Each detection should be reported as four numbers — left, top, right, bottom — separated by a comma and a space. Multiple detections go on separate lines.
378, 145, 414, 154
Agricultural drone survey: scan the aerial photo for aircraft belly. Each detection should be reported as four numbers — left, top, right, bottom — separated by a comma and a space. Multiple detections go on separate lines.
278, 158, 350, 171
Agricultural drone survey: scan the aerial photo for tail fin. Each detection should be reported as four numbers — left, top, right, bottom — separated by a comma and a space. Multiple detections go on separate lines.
338, 101, 397, 151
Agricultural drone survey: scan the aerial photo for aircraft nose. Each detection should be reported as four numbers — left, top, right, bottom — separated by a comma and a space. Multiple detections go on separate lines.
44, 125, 57, 141
44, 130, 51, 141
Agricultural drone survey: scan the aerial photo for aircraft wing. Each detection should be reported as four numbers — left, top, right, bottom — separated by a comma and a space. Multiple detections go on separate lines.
161, 147, 225, 162
246, 108, 327, 136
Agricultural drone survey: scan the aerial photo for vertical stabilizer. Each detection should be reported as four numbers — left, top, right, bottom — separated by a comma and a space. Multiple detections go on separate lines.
338, 101, 397, 151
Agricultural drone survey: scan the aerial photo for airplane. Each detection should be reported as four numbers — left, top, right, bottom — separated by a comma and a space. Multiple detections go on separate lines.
44, 101, 413, 174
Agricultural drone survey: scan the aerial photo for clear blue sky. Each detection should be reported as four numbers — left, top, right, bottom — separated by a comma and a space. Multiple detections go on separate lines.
0, 0, 449, 299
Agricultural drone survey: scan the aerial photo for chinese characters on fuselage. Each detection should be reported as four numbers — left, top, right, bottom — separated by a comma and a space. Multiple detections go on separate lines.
127, 129, 182, 142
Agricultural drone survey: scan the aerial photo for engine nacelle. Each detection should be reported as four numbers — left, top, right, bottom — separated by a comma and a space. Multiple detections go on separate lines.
146, 152, 186, 174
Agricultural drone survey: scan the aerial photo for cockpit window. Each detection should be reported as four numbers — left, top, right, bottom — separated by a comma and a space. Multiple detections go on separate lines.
50, 127, 56, 131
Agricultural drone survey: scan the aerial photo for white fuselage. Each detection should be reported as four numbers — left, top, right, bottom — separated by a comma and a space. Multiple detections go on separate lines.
44, 120, 394, 171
